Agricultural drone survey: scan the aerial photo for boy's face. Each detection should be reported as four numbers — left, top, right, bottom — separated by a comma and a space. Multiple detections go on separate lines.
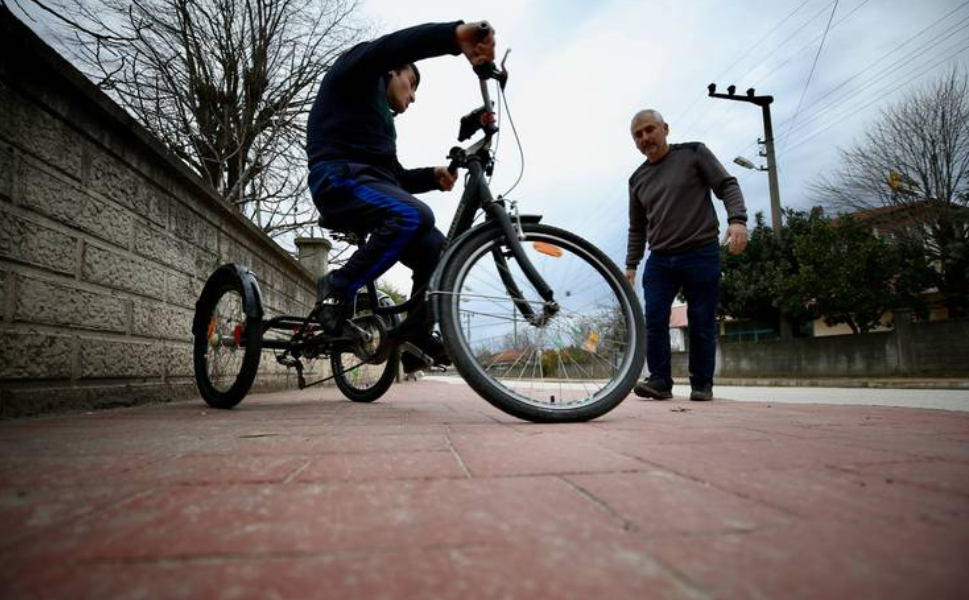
387, 66, 418, 115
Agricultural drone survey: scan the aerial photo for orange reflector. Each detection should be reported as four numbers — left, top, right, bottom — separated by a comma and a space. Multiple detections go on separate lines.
233, 324, 243, 347
206, 316, 216, 339
533, 242, 563, 257
583, 332, 600, 353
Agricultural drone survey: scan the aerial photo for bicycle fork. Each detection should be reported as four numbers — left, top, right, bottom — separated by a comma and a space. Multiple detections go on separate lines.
468, 161, 559, 325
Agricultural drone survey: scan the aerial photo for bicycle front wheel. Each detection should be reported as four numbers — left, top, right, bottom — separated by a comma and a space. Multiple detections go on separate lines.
438, 223, 646, 422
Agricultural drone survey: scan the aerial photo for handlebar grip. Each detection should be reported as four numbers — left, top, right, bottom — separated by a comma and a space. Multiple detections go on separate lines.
447, 159, 460, 175
475, 21, 492, 41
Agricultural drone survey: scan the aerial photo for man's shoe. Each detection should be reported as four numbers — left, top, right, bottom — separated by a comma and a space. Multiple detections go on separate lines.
690, 383, 714, 401
633, 378, 673, 400
315, 274, 346, 335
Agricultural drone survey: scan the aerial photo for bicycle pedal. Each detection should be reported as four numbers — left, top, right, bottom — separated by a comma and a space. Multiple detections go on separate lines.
277, 355, 301, 368
400, 342, 433, 366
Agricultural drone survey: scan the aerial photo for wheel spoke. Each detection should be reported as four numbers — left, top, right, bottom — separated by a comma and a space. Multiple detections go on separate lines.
442, 226, 643, 419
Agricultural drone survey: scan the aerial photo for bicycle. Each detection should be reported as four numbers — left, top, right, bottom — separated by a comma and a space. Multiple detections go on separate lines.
192, 30, 647, 422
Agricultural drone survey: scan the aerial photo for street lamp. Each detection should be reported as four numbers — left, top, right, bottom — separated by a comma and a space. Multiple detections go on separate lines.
711, 84, 791, 339
708, 83, 783, 233
733, 156, 766, 171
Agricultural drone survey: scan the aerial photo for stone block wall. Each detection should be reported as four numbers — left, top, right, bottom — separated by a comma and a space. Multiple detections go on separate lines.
0, 10, 321, 418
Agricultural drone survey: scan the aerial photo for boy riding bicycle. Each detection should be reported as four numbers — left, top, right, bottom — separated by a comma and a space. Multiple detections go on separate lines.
305, 21, 496, 372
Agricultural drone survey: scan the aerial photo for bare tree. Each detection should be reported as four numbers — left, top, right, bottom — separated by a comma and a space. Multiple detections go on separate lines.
8, 0, 365, 240
812, 68, 969, 317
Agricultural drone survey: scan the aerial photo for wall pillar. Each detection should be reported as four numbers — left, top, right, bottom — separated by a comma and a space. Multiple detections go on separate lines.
294, 237, 332, 280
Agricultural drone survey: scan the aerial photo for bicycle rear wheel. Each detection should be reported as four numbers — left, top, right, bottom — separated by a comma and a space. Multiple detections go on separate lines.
193, 269, 263, 409
438, 223, 645, 422
331, 313, 400, 403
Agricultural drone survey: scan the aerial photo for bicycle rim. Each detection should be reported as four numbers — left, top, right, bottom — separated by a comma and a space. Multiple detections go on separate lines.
441, 225, 642, 419
202, 288, 252, 392
331, 349, 399, 402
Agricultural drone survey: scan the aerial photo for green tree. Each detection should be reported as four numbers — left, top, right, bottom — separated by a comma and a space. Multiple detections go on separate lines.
792, 213, 934, 334
811, 68, 969, 316
719, 209, 819, 330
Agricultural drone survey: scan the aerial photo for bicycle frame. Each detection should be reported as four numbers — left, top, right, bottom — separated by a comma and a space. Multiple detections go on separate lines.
258, 58, 556, 362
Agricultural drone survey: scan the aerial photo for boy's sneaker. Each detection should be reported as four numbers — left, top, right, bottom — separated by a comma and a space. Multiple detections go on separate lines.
315, 274, 346, 335
690, 383, 714, 401
402, 332, 451, 374
633, 378, 673, 400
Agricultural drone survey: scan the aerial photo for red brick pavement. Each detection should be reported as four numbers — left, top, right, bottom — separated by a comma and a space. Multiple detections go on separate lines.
0, 380, 967, 599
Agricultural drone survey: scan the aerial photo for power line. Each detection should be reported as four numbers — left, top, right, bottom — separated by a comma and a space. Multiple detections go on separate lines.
781, 0, 839, 150
678, 0, 838, 139
780, 18, 969, 141
782, 41, 969, 158
729, 3, 969, 161
749, 0, 874, 87
671, 0, 814, 127
686, 0, 872, 143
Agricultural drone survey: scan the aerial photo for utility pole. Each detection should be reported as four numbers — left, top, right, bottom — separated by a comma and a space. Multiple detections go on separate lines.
707, 84, 782, 233
708, 83, 791, 338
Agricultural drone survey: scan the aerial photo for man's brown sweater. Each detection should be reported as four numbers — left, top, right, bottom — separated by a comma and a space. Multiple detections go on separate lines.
625, 142, 747, 269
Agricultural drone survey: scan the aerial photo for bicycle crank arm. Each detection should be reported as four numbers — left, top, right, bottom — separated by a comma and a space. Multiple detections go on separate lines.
400, 342, 434, 369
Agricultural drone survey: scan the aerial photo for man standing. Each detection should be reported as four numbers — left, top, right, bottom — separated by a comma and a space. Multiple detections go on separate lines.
625, 109, 748, 401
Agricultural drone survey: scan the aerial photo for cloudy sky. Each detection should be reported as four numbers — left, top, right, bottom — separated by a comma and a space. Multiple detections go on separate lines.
360, 0, 967, 294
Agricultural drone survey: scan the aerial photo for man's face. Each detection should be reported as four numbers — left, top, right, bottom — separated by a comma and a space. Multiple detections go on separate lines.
387, 66, 418, 115
631, 114, 670, 162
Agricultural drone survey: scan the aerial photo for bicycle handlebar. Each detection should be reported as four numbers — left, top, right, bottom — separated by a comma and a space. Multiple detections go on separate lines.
447, 23, 508, 174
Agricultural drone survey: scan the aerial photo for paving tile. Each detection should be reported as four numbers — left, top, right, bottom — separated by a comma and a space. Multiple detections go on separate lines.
191, 432, 452, 455
296, 450, 467, 482
2, 477, 626, 563
837, 459, 969, 498
641, 519, 969, 600
696, 465, 969, 524
0, 485, 150, 552
565, 470, 793, 535
0, 455, 169, 489
0, 540, 703, 600
603, 437, 914, 480
448, 430, 645, 477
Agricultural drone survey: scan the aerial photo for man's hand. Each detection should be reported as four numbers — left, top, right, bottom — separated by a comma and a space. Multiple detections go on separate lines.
456, 21, 496, 65
434, 166, 457, 191
723, 223, 748, 255
625, 269, 636, 287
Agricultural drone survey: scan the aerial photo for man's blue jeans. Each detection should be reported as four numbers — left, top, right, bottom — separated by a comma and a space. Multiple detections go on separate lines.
642, 241, 720, 389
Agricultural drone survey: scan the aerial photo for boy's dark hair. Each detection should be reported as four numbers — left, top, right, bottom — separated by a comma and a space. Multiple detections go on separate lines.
392, 62, 421, 88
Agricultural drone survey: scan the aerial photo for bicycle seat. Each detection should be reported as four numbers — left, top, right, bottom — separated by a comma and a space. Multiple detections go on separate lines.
317, 215, 367, 246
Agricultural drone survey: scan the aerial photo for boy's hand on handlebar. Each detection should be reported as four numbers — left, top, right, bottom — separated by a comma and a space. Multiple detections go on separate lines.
434, 166, 458, 191
457, 21, 495, 65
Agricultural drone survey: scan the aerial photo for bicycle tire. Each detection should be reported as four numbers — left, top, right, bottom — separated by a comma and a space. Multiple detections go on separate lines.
193, 269, 263, 409
438, 223, 645, 423
331, 345, 400, 403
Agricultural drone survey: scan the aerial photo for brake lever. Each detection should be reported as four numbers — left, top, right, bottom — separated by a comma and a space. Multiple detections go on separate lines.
491, 49, 511, 90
